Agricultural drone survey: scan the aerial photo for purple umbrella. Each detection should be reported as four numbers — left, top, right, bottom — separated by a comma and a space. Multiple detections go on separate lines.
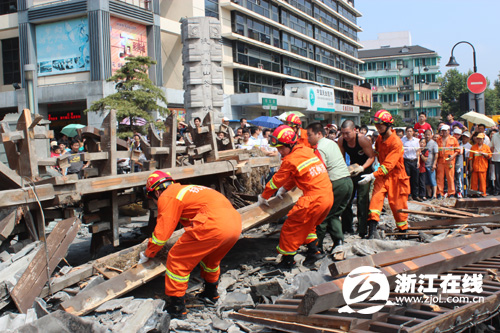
120, 117, 147, 126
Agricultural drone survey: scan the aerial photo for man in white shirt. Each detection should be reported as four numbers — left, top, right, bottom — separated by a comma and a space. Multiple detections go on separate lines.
237, 129, 254, 150
490, 126, 500, 195
401, 127, 421, 200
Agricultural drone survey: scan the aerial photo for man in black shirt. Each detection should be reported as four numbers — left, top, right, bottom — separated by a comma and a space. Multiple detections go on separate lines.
338, 120, 375, 238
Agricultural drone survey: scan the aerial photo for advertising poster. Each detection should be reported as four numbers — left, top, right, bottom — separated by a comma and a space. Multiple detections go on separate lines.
110, 17, 148, 73
36, 17, 90, 76
353, 85, 372, 108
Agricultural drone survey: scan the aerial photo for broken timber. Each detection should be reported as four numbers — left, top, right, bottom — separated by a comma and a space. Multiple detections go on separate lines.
61, 191, 299, 316
298, 232, 500, 315
408, 200, 481, 217
11, 217, 81, 313
398, 209, 467, 219
409, 214, 500, 229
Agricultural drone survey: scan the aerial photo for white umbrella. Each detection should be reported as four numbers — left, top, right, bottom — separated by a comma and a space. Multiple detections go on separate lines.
461, 111, 495, 127
277, 111, 305, 121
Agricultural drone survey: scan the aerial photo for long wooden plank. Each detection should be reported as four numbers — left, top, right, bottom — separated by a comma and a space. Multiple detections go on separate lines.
61, 192, 297, 316
39, 264, 94, 298
11, 217, 81, 313
455, 197, 500, 208
75, 161, 237, 195
299, 236, 500, 316
408, 200, 481, 217
409, 214, 500, 229
0, 184, 55, 208
399, 209, 466, 219
329, 228, 500, 278
0, 160, 22, 189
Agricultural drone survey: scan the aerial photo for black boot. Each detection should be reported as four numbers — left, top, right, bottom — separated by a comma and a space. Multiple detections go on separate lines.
198, 281, 219, 303
367, 220, 379, 240
304, 240, 325, 263
165, 296, 187, 319
276, 255, 295, 270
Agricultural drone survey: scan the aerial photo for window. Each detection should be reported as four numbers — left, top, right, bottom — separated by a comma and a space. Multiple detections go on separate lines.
205, 0, 219, 19
235, 42, 281, 73
339, 40, 357, 57
337, 3, 356, 24
288, 0, 312, 16
313, 6, 338, 30
281, 10, 314, 38
314, 27, 338, 49
338, 21, 357, 40
283, 56, 315, 81
283, 33, 314, 59
0, 0, 16, 15
316, 67, 340, 86
233, 13, 280, 47
2, 38, 20, 85
320, 0, 337, 12
234, 69, 282, 94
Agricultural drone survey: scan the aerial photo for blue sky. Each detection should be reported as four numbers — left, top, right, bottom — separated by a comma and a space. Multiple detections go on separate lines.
356, 0, 500, 87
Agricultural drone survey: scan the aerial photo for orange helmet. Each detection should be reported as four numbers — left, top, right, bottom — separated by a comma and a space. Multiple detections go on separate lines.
146, 170, 174, 198
373, 109, 394, 125
286, 114, 302, 127
269, 125, 298, 147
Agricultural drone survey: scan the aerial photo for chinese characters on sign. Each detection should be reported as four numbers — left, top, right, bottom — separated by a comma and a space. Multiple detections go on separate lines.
110, 17, 148, 73
395, 273, 483, 294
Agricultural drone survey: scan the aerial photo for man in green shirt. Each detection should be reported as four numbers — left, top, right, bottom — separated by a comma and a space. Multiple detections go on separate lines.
307, 122, 353, 253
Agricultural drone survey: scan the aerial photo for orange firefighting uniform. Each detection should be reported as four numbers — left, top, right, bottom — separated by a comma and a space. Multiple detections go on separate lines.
297, 127, 312, 148
262, 144, 333, 256
145, 184, 242, 297
368, 131, 410, 230
436, 136, 460, 196
469, 144, 491, 196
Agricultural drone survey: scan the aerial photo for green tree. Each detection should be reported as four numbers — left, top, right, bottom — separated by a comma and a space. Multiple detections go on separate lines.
439, 69, 469, 121
86, 56, 169, 138
361, 103, 406, 127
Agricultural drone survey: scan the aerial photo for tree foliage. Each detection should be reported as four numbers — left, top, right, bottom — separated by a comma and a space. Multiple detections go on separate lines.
440, 69, 500, 120
85, 56, 169, 138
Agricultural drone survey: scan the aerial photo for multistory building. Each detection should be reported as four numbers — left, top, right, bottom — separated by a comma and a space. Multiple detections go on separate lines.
359, 45, 442, 122
0, 0, 367, 136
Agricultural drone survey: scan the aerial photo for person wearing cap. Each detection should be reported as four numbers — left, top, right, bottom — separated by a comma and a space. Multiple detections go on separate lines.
258, 125, 333, 268
452, 128, 465, 198
285, 113, 312, 148
490, 126, 500, 195
139, 171, 242, 318
469, 133, 491, 196
436, 124, 460, 198
219, 116, 234, 143
359, 110, 410, 238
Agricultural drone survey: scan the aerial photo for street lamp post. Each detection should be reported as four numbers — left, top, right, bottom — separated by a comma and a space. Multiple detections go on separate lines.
416, 62, 428, 122
445, 41, 480, 113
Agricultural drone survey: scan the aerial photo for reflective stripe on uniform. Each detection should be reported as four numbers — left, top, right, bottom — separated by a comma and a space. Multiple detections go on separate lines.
176, 185, 196, 201
297, 157, 320, 172
200, 261, 219, 273
396, 221, 408, 227
306, 233, 317, 240
380, 165, 388, 175
369, 209, 381, 216
180, 217, 189, 221
269, 178, 278, 190
166, 268, 190, 283
151, 233, 167, 246
276, 245, 297, 256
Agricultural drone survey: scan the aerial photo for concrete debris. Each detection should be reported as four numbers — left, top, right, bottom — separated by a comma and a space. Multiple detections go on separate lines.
33, 298, 49, 318
212, 317, 233, 331
13, 310, 107, 333
0, 309, 37, 332
250, 278, 283, 298
89, 298, 168, 333
80, 275, 105, 293
218, 291, 254, 311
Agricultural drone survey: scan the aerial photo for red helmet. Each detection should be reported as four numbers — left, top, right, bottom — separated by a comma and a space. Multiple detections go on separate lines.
269, 125, 298, 148
373, 109, 394, 125
286, 114, 302, 127
146, 170, 174, 198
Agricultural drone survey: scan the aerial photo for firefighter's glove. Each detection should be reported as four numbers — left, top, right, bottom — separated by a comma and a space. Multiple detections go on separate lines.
358, 173, 375, 185
276, 187, 287, 199
351, 164, 365, 176
258, 195, 270, 207
138, 251, 149, 265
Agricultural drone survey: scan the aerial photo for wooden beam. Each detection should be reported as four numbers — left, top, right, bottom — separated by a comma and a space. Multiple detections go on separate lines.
11, 217, 81, 313
398, 209, 466, 219
81, 152, 109, 162
17, 109, 39, 179
329, 229, 500, 278
0, 122, 19, 172
162, 113, 177, 169
0, 160, 23, 189
455, 197, 500, 208
409, 214, 500, 229
299, 236, 500, 316
408, 200, 481, 217
0, 207, 20, 240
39, 264, 94, 298
2, 130, 24, 142
0, 184, 55, 208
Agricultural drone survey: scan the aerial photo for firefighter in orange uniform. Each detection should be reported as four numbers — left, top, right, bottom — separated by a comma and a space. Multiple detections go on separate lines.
469, 133, 491, 196
286, 113, 312, 148
139, 171, 242, 318
359, 110, 411, 238
436, 125, 460, 197
258, 125, 333, 268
